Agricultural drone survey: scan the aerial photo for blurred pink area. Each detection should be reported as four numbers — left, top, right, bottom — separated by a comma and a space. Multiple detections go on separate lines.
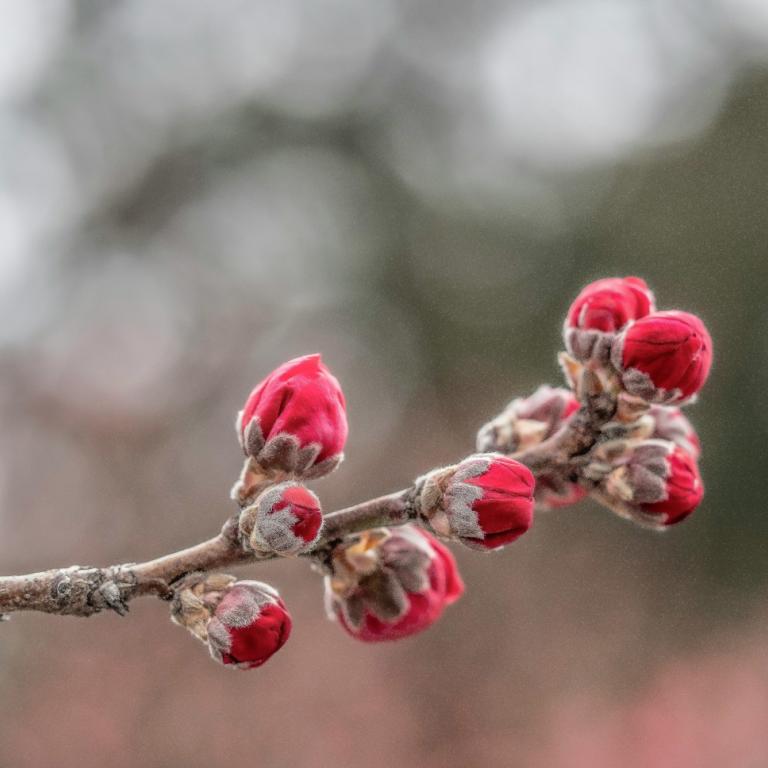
526, 621, 768, 768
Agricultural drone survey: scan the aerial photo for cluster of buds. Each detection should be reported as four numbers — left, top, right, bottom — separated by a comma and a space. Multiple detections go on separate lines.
479, 276, 711, 528
324, 526, 464, 642
171, 354, 350, 669
563, 277, 712, 406
563, 276, 710, 527
319, 453, 539, 643
171, 575, 292, 669
165, 275, 712, 670
170, 353, 548, 661
231, 353, 348, 559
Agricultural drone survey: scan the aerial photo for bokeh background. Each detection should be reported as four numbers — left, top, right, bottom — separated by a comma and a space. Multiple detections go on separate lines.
1, 1, 768, 766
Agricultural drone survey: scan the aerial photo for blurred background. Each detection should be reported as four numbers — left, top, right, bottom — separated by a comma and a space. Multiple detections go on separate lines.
1, 1, 767, 766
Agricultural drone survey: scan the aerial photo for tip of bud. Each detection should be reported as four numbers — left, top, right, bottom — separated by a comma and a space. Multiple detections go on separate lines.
287, 352, 323, 374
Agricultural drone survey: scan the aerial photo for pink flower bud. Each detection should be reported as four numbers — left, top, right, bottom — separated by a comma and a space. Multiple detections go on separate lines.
564, 277, 655, 361
477, 385, 580, 454
599, 441, 704, 527
207, 581, 292, 669
478, 386, 586, 511
649, 405, 701, 458
171, 576, 291, 669
641, 446, 704, 526
325, 526, 464, 642
612, 311, 713, 404
237, 354, 348, 479
239, 482, 323, 556
418, 454, 535, 551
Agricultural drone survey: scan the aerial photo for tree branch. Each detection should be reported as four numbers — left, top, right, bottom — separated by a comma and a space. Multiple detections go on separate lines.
0, 378, 616, 619
0, 490, 420, 617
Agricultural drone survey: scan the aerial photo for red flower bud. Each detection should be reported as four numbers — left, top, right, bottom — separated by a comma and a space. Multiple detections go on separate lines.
418, 454, 535, 550
237, 354, 348, 479
325, 526, 464, 642
240, 482, 323, 556
641, 446, 704, 526
564, 277, 655, 361
171, 576, 291, 669
477, 385, 580, 454
612, 311, 713, 403
478, 387, 586, 511
599, 440, 703, 527
649, 405, 701, 459
207, 581, 292, 669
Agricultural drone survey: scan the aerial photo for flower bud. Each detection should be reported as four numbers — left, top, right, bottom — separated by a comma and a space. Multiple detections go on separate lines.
599, 441, 704, 526
476, 385, 580, 454
648, 405, 701, 458
239, 482, 323, 556
642, 445, 704, 525
172, 576, 291, 669
236, 353, 348, 480
564, 276, 655, 362
418, 454, 534, 550
324, 526, 464, 642
611, 311, 712, 404
478, 387, 586, 511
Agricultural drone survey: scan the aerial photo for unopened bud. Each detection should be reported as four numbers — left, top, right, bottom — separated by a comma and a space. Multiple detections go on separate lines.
597, 440, 704, 527
239, 482, 323, 556
172, 575, 291, 669
477, 385, 580, 454
417, 454, 534, 551
612, 311, 713, 404
564, 276, 655, 362
235, 354, 348, 498
324, 526, 464, 642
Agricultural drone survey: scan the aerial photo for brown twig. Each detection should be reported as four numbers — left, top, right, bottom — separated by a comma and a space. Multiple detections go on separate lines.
0, 490, 420, 617
0, 374, 617, 619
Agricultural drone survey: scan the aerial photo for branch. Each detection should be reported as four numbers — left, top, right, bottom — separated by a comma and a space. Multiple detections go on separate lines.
510, 387, 614, 472
0, 489, 419, 617
0, 378, 616, 619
